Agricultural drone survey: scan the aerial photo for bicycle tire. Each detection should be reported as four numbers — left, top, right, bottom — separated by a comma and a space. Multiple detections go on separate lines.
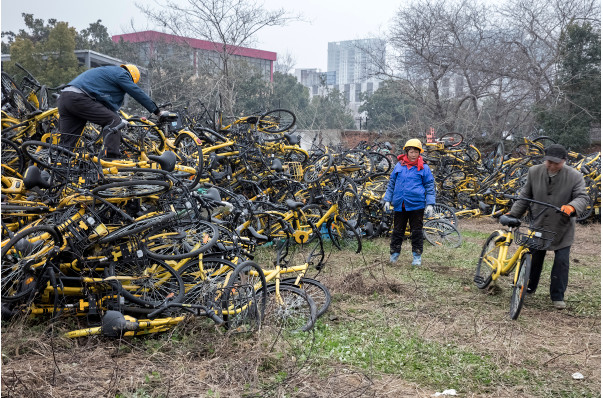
441, 170, 467, 190
423, 219, 462, 248
99, 212, 177, 244
439, 132, 464, 147
510, 253, 531, 320
328, 217, 362, 253
258, 109, 296, 133
368, 151, 392, 175
280, 277, 331, 318
143, 220, 219, 260
174, 130, 204, 188
303, 153, 333, 183
427, 203, 459, 226
1, 137, 25, 177
108, 258, 184, 308
20, 140, 77, 170
283, 147, 309, 165
1, 225, 61, 303
177, 257, 237, 304
262, 283, 316, 332
92, 179, 171, 199
474, 231, 505, 289
222, 260, 267, 331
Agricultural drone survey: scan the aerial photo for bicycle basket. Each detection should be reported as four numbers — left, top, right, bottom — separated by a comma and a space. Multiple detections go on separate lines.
514, 226, 556, 250
285, 161, 303, 181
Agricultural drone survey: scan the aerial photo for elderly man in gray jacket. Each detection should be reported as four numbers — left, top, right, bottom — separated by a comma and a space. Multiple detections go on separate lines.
507, 144, 589, 310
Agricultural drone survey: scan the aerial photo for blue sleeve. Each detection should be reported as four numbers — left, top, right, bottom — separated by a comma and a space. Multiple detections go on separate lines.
383, 168, 397, 202
423, 166, 436, 205
116, 74, 159, 114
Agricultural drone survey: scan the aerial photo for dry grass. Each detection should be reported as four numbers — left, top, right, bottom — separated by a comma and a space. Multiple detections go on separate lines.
2, 219, 600, 397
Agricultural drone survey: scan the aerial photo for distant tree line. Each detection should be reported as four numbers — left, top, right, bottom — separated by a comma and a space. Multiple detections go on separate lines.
361, 0, 600, 151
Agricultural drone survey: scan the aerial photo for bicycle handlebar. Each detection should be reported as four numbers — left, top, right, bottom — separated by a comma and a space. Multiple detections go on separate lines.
502, 194, 563, 213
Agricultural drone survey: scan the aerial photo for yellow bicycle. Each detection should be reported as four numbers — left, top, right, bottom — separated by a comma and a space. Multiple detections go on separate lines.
474, 195, 565, 319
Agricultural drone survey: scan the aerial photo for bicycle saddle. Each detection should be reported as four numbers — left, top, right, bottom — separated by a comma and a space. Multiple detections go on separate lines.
499, 214, 521, 227
147, 151, 177, 172
284, 133, 301, 146
202, 187, 222, 203
285, 199, 304, 210
270, 158, 284, 172
23, 165, 51, 190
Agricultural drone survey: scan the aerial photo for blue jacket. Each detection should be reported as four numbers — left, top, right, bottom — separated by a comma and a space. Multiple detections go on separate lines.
383, 160, 436, 211
68, 66, 158, 114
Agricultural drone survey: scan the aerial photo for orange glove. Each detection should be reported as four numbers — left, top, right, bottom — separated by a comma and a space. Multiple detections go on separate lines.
560, 205, 575, 216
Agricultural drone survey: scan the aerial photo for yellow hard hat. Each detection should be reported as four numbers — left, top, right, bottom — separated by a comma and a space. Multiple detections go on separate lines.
403, 138, 424, 153
121, 64, 141, 84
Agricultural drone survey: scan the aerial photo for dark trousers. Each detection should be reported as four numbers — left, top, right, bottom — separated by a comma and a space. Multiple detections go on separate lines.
528, 246, 571, 301
57, 91, 122, 154
390, 208, 424, 255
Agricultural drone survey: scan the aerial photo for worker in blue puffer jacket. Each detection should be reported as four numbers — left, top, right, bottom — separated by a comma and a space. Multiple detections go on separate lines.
382, 138, 436, 266
57, 64, 162, 158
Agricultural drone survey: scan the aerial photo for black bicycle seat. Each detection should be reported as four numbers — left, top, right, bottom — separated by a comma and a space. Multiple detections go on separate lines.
499, 214, 521, 227
147, 151, 177, 172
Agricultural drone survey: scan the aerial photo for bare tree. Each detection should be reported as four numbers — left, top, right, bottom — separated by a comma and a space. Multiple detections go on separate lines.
138, 0, 299, 116
383, 0, 600, 144
274, 51, 296, 75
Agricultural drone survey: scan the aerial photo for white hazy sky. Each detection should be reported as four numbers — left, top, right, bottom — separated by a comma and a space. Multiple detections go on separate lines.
1, 0, 401, 71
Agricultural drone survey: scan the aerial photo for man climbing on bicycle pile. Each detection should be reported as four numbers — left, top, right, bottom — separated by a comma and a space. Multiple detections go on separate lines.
57, 64, 164, 158
506, 144, 589, 310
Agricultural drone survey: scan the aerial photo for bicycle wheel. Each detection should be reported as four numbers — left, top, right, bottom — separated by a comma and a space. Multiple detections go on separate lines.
303, 153, 333, 183
21, 140, 77, 170
368, 151, 392, 175
108, 258, 184, 308
427, 203, 459, 226
423, 219, 462, 248
99, 212, 177, 244
441, 170, 466, 190
1, 137, 25, 177
173, 130, 204, 188
262, 283, 316, 332
464, 145, 481, 163
177, 257, 237, 305
328, 217, 362, 253
474, 231, 505, 289
280, 277, 331, 318
222, 260, 267, 331
439, 132, 464, 147
258, 109, 296, 133
511, 143, 544, 158
143, 220, 219, 260
283, 147, 309, 165
342, 149, 374, 182
92, 179, 171, 199
510, 253, 531, 320
1, 225, 61, 303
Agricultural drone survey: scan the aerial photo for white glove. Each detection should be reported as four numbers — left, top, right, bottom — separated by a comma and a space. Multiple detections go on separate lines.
384, 202, 391, 212
425, 205, 434, 217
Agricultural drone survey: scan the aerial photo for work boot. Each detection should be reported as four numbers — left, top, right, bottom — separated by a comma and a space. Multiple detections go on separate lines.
411, 252, 422, 266
389, 252, 400, 263
553, 300, 566, 310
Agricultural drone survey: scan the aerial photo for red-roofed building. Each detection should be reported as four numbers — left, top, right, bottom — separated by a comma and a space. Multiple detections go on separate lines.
112, 30, 276, 81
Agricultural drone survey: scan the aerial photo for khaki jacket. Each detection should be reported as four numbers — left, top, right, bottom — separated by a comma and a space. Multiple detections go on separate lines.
508, 163, 589, 250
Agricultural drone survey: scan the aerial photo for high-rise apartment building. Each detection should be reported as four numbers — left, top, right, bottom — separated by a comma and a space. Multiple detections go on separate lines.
327, 39, 385, 86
